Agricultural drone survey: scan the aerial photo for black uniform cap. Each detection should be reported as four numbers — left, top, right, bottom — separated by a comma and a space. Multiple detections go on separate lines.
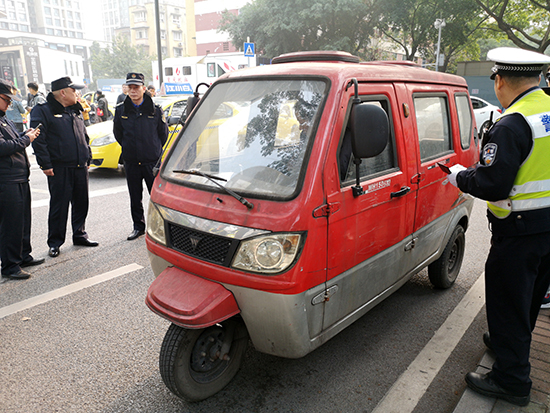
126, 73, 145, 86
51, 76, 85, 91
0, 79, 21, 101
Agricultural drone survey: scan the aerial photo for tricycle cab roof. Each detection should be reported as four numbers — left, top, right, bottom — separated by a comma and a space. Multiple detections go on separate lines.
221, 50, 468, 87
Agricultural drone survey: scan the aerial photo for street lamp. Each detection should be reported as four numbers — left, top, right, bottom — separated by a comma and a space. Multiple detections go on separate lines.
434, 18, 446, 72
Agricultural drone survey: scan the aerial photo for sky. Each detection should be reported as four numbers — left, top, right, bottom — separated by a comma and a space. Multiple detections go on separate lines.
81, 1, 105, 42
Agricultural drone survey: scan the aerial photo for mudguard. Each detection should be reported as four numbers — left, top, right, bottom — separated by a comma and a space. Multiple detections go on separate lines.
146, 266, 240, 329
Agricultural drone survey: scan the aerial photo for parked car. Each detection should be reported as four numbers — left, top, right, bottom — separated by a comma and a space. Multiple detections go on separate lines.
89, 95, 188, 168
470, 96, 501, 134
145, 51, 479, 401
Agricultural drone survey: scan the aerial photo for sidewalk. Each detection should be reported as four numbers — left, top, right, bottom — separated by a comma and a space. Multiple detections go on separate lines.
453, 309, 550, 413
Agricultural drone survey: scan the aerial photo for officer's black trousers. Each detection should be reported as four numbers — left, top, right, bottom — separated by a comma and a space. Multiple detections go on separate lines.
124, 162, 155, 232
46, 166, 89, 248
0, 182, 32, 275
486, 231, 550, 395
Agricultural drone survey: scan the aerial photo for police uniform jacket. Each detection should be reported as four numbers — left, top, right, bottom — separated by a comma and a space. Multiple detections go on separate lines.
0, 111, 30, 183
30, 93, 91, 170
113, 93, 168, 165
457, 87, 550, 237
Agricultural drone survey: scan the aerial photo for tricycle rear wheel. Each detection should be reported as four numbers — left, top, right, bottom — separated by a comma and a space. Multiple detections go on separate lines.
159, 318, 248, 402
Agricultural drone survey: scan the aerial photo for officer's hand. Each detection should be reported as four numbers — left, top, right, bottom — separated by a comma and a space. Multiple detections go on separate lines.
447, 164, 467, 187
43, 169, 54, 176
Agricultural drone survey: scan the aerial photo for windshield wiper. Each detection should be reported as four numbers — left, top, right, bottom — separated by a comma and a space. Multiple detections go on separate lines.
173, 169, 254, 210
173, 169, 227, 182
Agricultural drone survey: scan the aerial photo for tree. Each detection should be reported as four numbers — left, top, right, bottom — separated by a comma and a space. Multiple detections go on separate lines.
378, 0, 487, 70
474, 0, 550, 53
219, 0, 384, 59
427, 0, 489, 72
90, 37, 155, 82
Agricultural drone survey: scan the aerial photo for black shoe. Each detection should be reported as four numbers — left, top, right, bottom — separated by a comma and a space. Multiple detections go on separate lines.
465, 372, 530, 406
483, 332, 493, 351
49, 247, 60, 257
2, 269, 32, 280
21, 258, 45, 268
127, 229, 145, 241
73, 238, 99, 247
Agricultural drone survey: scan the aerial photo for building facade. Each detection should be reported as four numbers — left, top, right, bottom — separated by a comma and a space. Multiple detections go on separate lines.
0, 0, 99, 95
193, 0, 250, 56
128, 1, 186, 58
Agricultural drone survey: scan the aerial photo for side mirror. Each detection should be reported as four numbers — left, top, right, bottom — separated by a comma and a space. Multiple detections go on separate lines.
167, 115, 184, 126
185, 95, 200, 118
185, 82, 210, 118
350, 103, 389, 159
349, 103, 389, 197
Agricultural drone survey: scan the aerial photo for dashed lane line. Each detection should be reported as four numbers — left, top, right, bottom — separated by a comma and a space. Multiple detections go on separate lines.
0, 263, 143, 320
31, 185, 129, 208
372, 273, 486, 413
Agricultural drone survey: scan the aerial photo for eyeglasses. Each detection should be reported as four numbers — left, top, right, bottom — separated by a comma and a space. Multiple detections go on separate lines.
0, 95, 11, 104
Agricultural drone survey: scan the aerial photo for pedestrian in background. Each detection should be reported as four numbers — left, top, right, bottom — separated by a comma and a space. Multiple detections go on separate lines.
86, 95, 100, 124
77, 90, 91, 126
6, 98, 26, 133
147, 84, 156, 97
95, 90, 111, 122
113, 72, 168, 241
0, 79, 44, 280
447, 48, 550, 407
30, 76, 99, 258
25, 82, 46, 113
117, 84, 129, 105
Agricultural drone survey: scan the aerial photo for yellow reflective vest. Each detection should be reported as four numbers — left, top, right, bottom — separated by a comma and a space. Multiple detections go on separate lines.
488, 89, 550, 218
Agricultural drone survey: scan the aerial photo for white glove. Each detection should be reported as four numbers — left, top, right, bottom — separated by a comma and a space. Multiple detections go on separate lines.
447, 164, 467, 187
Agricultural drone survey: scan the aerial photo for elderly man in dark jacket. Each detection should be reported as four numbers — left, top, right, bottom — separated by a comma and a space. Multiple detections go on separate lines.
113, 72, 168, 240
30, 76, 99, 258
0, 79, 43, 279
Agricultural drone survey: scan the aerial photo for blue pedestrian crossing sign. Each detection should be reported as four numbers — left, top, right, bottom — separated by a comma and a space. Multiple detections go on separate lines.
244, 42, 255, 57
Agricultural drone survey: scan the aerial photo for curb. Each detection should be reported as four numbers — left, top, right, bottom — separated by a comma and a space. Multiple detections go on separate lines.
453, 310, 550, 413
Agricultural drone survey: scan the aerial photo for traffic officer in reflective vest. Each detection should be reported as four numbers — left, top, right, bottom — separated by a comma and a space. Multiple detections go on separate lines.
113, 73, 168, 241
446, 48, 550, 406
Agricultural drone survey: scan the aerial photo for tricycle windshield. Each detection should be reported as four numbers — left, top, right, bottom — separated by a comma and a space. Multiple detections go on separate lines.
161, 78, 327, 199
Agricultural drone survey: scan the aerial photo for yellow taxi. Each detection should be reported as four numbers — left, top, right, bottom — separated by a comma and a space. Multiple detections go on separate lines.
89, 95, 188, 169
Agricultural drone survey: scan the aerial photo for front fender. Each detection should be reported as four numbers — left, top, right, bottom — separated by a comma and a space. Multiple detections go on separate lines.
146, 266, 240, 329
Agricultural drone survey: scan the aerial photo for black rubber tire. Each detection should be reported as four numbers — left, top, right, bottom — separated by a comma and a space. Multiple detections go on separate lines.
159, 318, 248, 402
428, 225, 465, 289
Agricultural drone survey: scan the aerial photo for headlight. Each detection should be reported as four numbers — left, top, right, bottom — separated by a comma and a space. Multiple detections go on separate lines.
147, 201, 166, 245
90, 133, 116, 147
231, 233, 302, 274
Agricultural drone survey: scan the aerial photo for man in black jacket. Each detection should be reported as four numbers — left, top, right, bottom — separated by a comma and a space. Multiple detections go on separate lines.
30, 76, 99, 258
113, 72, 168, 240
0, 79, 44, 279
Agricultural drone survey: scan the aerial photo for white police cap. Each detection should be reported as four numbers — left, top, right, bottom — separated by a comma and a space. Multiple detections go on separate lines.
488, 47, 550, 80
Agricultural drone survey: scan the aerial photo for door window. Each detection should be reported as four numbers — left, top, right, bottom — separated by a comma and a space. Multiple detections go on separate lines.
340, 99, 397, 184
413, 95, 452, 160
455, 94, 473, 149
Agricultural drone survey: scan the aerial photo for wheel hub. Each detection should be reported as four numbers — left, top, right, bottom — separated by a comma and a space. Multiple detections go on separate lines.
191, 326, 227, 372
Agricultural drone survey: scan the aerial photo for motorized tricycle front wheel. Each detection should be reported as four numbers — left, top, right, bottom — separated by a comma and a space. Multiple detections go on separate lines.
159, 317, 249, 402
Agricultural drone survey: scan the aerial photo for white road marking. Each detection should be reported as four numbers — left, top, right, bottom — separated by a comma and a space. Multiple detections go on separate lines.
31, 185, 128, 208
372, 274, 486, 413
0, 263, 143, 319
31, 188, 50, 194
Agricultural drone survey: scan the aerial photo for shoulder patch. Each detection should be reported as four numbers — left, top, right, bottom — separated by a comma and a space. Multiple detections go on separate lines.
482, 143, 498, 166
